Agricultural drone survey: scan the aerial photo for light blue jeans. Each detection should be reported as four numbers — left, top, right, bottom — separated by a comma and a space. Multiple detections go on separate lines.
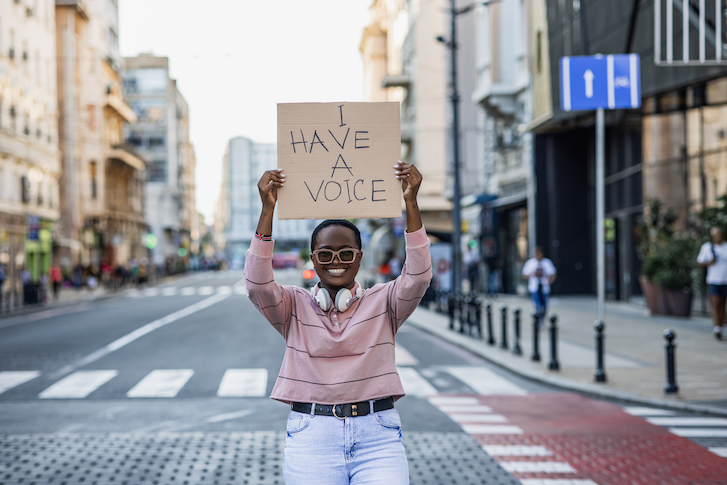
283, 406, 409, 484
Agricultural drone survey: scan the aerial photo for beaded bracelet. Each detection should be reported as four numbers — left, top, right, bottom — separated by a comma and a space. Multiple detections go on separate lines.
254, 232, 272, 242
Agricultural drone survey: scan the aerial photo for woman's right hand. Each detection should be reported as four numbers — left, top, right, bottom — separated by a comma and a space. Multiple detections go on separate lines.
258, 169, 285, 209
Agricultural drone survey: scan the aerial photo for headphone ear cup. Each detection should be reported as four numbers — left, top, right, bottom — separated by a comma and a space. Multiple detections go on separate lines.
315, 288, 331, 312
335, 288, 353, 312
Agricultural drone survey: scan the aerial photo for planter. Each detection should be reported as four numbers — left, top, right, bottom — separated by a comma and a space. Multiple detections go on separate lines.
639, 276, 693, 317
664, 288, 693, 317
639, 276, 668, 315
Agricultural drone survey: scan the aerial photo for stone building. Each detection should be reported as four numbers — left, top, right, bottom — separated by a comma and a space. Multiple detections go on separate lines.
122, 54, 196, 274
0, 0, 61, 306
55, 0, 147, 272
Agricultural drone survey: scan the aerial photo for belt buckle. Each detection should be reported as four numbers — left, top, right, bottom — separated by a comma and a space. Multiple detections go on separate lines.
332, 404, 346, 420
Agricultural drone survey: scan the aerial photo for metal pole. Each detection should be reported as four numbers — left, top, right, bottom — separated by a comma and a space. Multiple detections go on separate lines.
596, 107, 605, 326
664, 329, 679, 394
449, 0, 463, 302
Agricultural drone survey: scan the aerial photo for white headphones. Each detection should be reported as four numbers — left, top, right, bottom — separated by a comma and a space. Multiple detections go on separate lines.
311, 285, 363, 312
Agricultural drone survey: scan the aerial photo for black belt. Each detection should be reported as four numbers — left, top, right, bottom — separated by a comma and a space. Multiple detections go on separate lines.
291, 396, 395, 419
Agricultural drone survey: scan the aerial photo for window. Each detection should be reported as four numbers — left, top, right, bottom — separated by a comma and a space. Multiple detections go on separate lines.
90, 161, 97, 199
536, 31, 542, 73
149, 137, 165, 148
21, 176, 30, 204
147, 160, 167, 182
87, 105, 96, 131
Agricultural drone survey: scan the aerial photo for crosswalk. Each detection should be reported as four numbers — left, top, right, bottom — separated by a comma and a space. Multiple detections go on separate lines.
125, 285, 246, 298
0, 364, 527, 401
624, 406, 727, 458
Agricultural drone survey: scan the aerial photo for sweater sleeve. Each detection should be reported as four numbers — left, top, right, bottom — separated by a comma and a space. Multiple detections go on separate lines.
243, 237, 293, 338
388, 226, 432, 331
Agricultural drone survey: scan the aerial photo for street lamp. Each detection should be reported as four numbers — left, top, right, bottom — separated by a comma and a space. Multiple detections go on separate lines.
437, 0, 498, 299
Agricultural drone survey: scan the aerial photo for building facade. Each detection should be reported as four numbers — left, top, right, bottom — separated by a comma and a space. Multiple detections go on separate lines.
0, 0, 61, 306
55, 0, 147, 274
216, 136, 314, 268
122, 54, 196, 274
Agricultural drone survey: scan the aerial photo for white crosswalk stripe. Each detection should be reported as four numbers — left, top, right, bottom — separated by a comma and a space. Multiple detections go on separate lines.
143, 288, 159, 297
180, 286, 196, 296
668, 428, 727, 438
198, 286, 214, 295
124, 285, 247, 298
0, 371, 40, 395
127, 369, 194, 398
394, 345, 418, 366
647, 417, 727, 427
461, 424, 524, 434
709, 447, 727, 457
216, 285, 232, 295
444, 366, 528, 395
437, 404, 493, 413
396, 367, 438, 396
623, 406, 676, 416
217, 369, 268, 397
39, 370, 118, 399
482, 445, 552, 456
519, 481, 599, 485
500, 462, 575, 473
449, 413, 508, 423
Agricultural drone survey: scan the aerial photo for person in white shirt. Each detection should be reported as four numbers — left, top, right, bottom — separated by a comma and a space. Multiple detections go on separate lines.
522, 246, 557, 321
697, 227, 727, 340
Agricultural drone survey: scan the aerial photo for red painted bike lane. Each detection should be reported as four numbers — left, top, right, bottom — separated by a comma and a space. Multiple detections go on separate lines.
429, 393, 727, 485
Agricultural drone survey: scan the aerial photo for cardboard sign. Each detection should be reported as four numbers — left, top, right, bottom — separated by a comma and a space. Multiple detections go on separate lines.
276, 102, 402, 220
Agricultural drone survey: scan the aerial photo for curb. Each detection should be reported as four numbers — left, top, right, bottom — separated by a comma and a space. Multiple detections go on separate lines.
407, 309, 727, 418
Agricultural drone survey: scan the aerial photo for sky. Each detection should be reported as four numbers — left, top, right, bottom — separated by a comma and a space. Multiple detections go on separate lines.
119, 0, 373, 225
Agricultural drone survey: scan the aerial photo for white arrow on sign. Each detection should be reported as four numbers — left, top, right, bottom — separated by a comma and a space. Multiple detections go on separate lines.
584, 69, 594, 98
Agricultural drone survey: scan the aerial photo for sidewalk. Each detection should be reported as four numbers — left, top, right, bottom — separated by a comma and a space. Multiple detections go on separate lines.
407, 293, 727, 416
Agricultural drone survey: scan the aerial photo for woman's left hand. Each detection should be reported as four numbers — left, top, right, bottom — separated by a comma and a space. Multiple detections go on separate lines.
394, 160, 422, 203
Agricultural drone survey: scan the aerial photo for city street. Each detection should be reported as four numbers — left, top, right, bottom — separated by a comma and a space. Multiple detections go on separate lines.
1, 271, 726, 484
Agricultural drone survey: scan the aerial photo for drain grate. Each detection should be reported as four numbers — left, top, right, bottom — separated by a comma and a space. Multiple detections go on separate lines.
1, 432, 515, 485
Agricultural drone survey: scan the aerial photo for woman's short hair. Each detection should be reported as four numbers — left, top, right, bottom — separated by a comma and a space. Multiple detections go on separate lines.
311, 220, 362, 252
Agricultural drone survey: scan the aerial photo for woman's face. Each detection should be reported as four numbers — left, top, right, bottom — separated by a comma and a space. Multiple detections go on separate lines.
311, 225, 362, 294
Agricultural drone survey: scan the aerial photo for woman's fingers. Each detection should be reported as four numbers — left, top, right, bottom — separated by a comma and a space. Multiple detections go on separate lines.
259, 170, 285, 190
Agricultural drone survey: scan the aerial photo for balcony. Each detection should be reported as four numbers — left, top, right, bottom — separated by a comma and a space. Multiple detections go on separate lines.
106, 143, 145, 172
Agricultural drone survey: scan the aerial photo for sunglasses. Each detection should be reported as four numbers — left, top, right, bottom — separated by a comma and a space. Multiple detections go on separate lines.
312, 248, 361, 264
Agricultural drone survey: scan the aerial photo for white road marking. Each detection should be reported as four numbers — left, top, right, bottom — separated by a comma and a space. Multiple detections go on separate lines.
449, 414, 508, 423
39, 370, 118, 399
396, 367, 438, 396
428, 396, 480, 406
437, 404, 493, 413
180, 287, 196, 296
217, 285, 232, 295
233, 286, 247, 295
206, 409, 254, 423
395, 345, 419, 366
444, 366, 528, 395
519, 481, 599, 485
126, 289, 141, 298
143, 288, 159, 297
161, 287, 178, 296
647, 417, 727, 427
461, 424, 523, 434
49, 293, 229, 379
623, 407, 676, 416
0, 371, 40, 395
669, 428, 727, 437
198, 286, 214, 295
217, 369, 268, 397
708, 447, 727, 457
482, 445, 552, 456
127, 369, 194, 398
500, 462, 576, 473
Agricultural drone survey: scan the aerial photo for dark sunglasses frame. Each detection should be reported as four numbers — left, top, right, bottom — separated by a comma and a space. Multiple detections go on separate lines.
311, 248, 362, 264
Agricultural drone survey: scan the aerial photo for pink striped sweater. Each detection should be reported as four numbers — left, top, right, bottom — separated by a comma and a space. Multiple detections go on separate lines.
244, 227, 432, 405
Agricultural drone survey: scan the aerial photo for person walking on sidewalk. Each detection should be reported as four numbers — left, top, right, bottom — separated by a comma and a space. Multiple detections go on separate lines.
245, 161, 431, 484
697, 226, 727, 340
522, 246, 557, 321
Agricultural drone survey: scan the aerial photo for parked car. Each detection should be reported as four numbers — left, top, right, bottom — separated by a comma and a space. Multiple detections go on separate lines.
301, 260, 319, 289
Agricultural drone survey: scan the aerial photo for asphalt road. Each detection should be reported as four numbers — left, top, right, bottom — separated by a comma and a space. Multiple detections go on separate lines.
1, 270, 726, 484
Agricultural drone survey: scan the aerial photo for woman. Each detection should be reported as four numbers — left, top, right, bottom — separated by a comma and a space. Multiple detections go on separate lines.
244, 161, 431, 484
697, 227, 727, 340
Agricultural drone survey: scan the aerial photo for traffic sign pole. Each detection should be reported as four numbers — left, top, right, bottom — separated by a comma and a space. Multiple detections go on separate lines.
596, 107, 605, 330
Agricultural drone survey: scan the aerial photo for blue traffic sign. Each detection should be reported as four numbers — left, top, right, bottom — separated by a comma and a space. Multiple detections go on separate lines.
560, 54, 641, 111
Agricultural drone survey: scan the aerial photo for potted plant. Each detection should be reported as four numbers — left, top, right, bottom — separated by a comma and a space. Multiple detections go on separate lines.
638, 200, 698, 316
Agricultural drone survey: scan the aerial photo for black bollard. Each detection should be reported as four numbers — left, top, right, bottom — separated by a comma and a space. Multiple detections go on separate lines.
486, 303, 495, 345
460, 293, 469, 334
473, 297, 483, 339
530, 310, 541, 362
664, 329, 678, 394
448, 292, 455, 330
548, 315, 560, 371
512, 308, 522, 356
594, 320, 607, 382
499, 305, 508, 349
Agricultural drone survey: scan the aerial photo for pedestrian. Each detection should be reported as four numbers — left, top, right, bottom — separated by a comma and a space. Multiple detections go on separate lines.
0, 264, 6, 310
50, 265, 62, 300
466, 241, 480, 292
483, 237, 499, 297
245, 161, 430, 484
697, 226, 727, 340
522, 246, 557, 321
